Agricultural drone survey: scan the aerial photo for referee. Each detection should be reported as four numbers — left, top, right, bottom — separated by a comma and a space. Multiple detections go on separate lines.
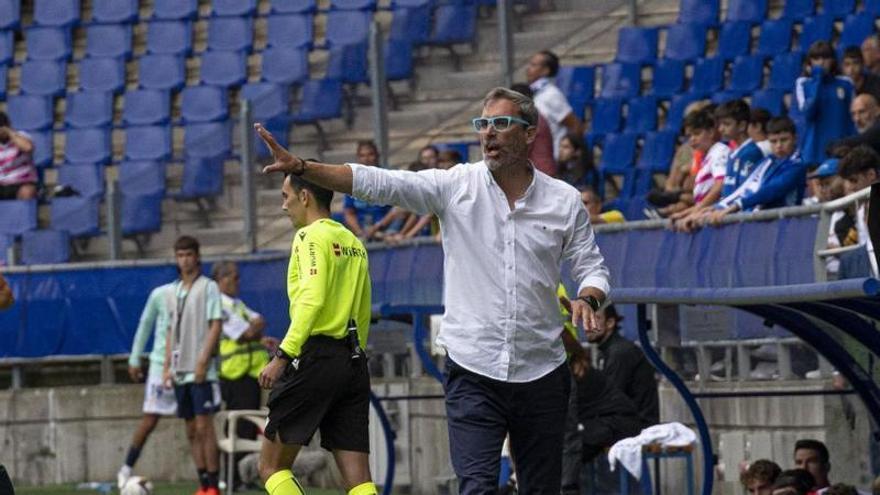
257, 172, 376, 495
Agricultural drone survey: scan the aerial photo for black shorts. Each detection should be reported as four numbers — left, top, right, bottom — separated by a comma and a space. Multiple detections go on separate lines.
264, 335, 370, 452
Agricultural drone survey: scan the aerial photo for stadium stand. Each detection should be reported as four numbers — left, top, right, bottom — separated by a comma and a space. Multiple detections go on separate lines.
33, 0, 80, 27
65, 90, 114, 128
21, 229, 70, 264
91, 0, 139, 24
124, 125, 173, 162
78, 56, 126, 93
122, 89, 172, 126
663, 23, 705, 62
84, 24, 133, 59
199, 50, 248, 88
25, 27, 72, 61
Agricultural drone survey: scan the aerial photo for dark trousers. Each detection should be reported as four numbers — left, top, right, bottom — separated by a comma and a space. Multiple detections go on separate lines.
221, 375, 261, 488
561, 375, 582, 495
443, 358, 571, 495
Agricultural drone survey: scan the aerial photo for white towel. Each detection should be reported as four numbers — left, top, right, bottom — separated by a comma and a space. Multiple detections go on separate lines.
607, 422, 697, 479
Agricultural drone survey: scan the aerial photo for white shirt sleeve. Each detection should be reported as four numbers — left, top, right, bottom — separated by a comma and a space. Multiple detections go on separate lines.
350, 163, 452, 216
708, 143, 729, 180
536, 87, 574, 126
562, 191, 611, 296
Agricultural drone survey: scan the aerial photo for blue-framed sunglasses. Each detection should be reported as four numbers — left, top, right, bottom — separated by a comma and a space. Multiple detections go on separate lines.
472, 115, 531, 132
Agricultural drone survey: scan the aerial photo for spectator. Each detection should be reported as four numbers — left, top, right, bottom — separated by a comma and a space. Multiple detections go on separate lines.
793, 439, 831, 492
716, 99, 767, 198
741, 459, 782, 495
510, 83, 556, 175
841, 47, 880, 102
838, 145, 880, 277
0, 111, 36, 201
872, 474, 880, 495
0, 273, 12, 310
809, 158, 858, 277
829, 95, 880, 156
580, 186, 624, 224
750, 107, 773, 156
772, 469, 816, 495
526, 50, 583, 159
557, 133, 599, 189
796, 41, 857, 166
826, 484, 859, 495
862, 35, 880, 76
417, 145, 439, 170
343, 141, 392, 238
437, 149, 463, 170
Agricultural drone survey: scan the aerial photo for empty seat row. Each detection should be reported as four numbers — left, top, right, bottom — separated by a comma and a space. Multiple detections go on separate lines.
674, 0, 880, 26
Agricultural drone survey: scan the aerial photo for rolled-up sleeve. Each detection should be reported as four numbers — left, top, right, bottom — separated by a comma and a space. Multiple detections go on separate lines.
350, 163, 449, 215
563, 194, 611, 296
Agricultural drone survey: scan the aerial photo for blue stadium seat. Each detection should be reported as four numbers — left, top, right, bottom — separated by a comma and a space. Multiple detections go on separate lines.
325, 43, 368, 84
29, 130, 53, 167
688, 56, 725, 98
768, 51, 803, 90
122, 193, 163, 236
728, 55, 764, 94
385, 39, 414, 81
0, 200, 37, 236
840, 13, 876, 50
429, 4, 477, 45
555, 66, 594, 120
618, 168, 653, 199
823, 0, 855, 19
718, 21, 752, 61
50, 196, 101, 237
261, 47, 309, 85
253, 120, 290, 158
21, 230, 70, 264
325, 11, 371, 47
241, 82, 290, 122
676, 0, 719, 26
389, 6, 431, 44
184, 122, 231, 158
19, 60, 67, 96
34, 0, 80, 27
65, 91, 113, 128
207, 17, 254, 52
599, 62, 640, 98
330, 0, 377, 10
78, 57, 125, 93
0, 233, 12, 264
391, 0, 432, 7
663, 23, 706, 62
123, 89, 171, 125
138, 54, 185, 91
146, 20, 192, 55
269, 0, 318, 14
85, 24, 132, 59
798, 15, 834, 50
266, 14, 314, 49
25, 27, 72, 60
664, 93, 699, 132
91, 0, 139, 24
125, 126, 172, 161
212, 0, 257, 17
7, 95, 53, 131
624, 96, 658, 134
292, 79, 343, 123
615, 26, 658, 65
598, 132, 638, 174
781, 0, 814, 20
0, 30, 13, 65
586, 97, 623, 139
650, 58, 685, 99
750, 88, 785, 116
177, 154, 225, 199
0, 66, 6, 99
637, 130, 677, 172
726, 0, 766, 23
152, 0, 198, 20
866, 0, 880, 16
199, 50, 247, 87
181, 85, 229, 123
756, 18, 793, 58
119, 160, 166, 197
64, 128, 111, 165
57, 163, 104, 198
0, 0, 20, 29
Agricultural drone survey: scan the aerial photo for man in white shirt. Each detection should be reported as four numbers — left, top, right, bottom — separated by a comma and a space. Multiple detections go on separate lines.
526, 50, 583, 159
839, 145, 880, 277
254, 87, 610, 494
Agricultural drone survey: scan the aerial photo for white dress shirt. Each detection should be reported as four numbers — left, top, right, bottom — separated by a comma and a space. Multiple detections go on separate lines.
351, 160, 610, 383
530, 77, 574, 159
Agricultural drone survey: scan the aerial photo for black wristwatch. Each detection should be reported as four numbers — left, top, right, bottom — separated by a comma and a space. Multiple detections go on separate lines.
579, 295, 601, 312
274, 348, 292, 362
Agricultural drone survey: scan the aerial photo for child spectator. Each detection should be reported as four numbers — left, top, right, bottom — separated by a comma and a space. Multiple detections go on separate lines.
558, 133, 599, 189
669, 109, 730, 225
841, 47, 880, 102
796, 41, 857, 166
838, 145, 880, 277
771, 469, 815, 495
809, 158, 858, 277
343, 140, 392, 238
750, 107, 773, 156
580, 186, 623, 224
740, 459, 782, 495
716, 99, 767, 197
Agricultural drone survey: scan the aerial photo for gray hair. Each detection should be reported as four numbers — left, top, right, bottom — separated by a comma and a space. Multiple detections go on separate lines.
482, 87, 539, 127
211, 260, 237, 280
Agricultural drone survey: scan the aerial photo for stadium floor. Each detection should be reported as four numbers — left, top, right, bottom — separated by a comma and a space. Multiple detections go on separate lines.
15, 483, 340, 495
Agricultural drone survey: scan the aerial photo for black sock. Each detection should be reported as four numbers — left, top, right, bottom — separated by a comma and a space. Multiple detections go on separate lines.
207, 471, 219, 489
198, 469, 209, 489
124, 447, 141, 468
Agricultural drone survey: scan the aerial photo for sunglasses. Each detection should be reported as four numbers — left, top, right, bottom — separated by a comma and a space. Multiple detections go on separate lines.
472, 115, 531, 133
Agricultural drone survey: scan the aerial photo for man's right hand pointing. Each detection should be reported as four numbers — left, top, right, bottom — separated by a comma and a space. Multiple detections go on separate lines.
255, 123, 306, 176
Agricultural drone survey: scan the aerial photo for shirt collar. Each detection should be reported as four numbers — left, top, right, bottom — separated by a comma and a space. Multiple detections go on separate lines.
530, 77, 551, 93
482, 160, 539, 200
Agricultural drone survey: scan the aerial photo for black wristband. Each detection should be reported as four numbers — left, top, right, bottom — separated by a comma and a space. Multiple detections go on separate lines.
292, 158, 307, 176
579, 295, 601, 312
274, 348, 292, 361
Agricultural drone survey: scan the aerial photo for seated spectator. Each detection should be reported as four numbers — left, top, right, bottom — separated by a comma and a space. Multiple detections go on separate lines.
838, 145, 880, 277
809, 158, 858, 277
343, 140, 392, 238
716, 99, 767, 198
826, 484, 860, 495
525, 50, 583, 160
829, 94, 880, 156
841, 47, 880, 102
558, 133, 599, 189
0, 111, 37, 201
863, 34, 880, 77
437, 149, 463, 170
796, 41, 856, 167
793, 439, 831, 493
741, 459, 782, 495
580, 186, 623, 224
416, 145, 439, 171
510, 82, 555, 175
750, 107, 773, 156
772, 469, 816, 495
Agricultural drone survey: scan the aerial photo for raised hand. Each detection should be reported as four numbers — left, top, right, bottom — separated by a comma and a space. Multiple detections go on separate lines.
254, 123, 305, 175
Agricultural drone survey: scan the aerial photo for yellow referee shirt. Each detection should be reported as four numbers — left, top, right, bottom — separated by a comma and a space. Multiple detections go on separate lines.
280, 218, 372, 357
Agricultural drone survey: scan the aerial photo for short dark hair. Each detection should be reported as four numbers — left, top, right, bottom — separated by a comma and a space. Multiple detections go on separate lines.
794, 439, 830, 465
772, 469, 816, 495
714, 99, 751, 123
0, 111, 9, 128
356, 139, 378, 156
174, 235, 200, 254
838, 145, 880, 178
211, 260, 237, 280
749, 107, 772, 132
602, 304, 623, 331
843, 46, 864, 64
683, 108, 716, 132
509, 82, 533, 99
740, 459, 782, 487
807, 40, 838, 75
826, 483, 859, 495
539, 50, 560, 77
766, 116, 796, 135
285, 173, 334, 211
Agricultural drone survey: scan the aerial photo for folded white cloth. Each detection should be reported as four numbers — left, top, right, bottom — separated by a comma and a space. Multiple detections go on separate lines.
607, 422, 697, 479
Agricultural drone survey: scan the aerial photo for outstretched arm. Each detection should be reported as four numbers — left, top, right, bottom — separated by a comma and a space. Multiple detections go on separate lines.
257, 123, 354, 193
